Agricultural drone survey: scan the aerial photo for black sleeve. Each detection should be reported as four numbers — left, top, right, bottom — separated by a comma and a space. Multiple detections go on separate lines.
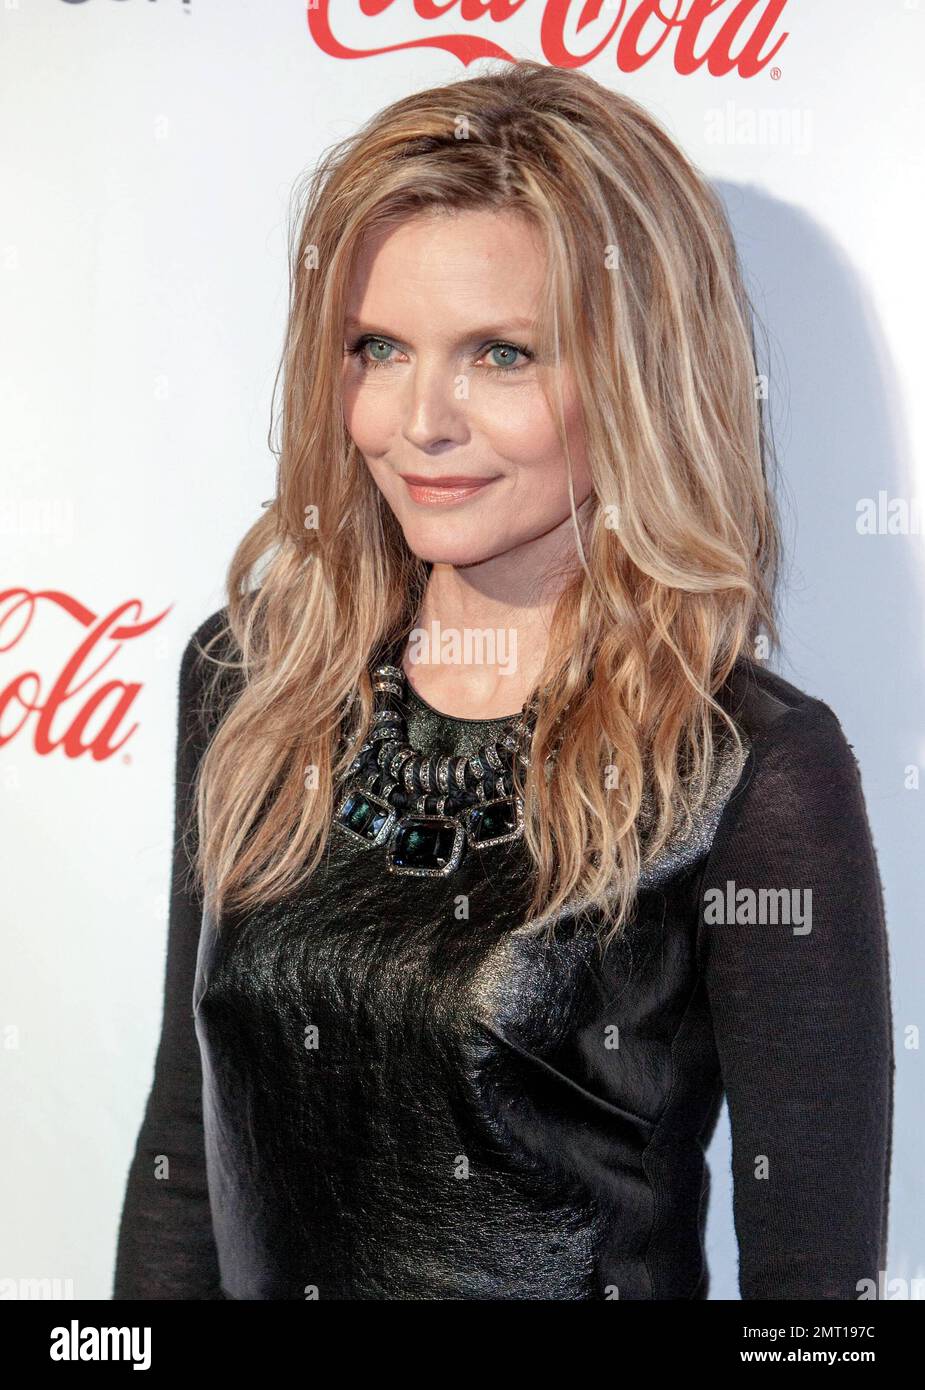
697, 697, 894, 1300
112, 612, 229, 1299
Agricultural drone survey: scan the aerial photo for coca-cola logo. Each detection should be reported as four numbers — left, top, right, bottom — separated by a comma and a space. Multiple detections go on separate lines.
0, 589, 171, 760
307, 0, 791, 79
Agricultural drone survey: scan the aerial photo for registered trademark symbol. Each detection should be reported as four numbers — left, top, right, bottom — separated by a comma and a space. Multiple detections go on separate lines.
770, 66, 782, 79
123, 754, 132, 765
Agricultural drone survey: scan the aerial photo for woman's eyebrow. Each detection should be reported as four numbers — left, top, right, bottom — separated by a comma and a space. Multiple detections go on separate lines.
344, 315, 536, 340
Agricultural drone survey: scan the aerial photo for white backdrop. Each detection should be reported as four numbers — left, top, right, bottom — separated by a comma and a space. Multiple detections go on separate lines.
2, 0, 922, 1300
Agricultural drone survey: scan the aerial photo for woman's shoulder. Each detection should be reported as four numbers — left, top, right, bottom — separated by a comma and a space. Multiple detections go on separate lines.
721, 653, 851, 743
183, 603, 234, 661
716, 653, 869, 807
177, 603, 242, 746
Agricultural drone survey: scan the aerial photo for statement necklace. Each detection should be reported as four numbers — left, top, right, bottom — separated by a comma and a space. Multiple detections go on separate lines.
332, 662, 537, 877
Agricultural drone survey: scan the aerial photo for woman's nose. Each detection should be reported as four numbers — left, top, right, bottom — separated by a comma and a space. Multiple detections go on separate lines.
402, 361, 468, 449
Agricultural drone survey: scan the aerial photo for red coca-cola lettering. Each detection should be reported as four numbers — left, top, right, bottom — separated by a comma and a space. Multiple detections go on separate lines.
0, 589, 172, 761
306, 0, 791, 78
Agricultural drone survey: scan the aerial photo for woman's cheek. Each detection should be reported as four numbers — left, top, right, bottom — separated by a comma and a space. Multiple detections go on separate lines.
343, 392, 397, 459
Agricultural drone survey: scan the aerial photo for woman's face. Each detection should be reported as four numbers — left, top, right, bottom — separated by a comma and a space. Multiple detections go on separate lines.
341, 208, 594, 570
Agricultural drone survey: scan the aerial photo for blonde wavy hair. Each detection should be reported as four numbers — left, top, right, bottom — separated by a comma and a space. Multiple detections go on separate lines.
191, 58, 781, 949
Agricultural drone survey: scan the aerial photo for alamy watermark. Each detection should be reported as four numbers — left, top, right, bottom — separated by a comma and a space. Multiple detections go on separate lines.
703, 878, 812, 935
406, 620, 517, 676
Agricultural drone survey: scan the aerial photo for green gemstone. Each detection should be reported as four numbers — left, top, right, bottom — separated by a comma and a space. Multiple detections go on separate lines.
340, 792, 389, 840
392, 820, 458, 869
469, 801, 517, 843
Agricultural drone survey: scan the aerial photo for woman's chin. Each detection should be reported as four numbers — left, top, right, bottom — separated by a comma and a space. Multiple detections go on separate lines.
400, 526, 507, 569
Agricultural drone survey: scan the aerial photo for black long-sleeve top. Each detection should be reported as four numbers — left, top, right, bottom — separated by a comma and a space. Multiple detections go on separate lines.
112, 607, 894, 1300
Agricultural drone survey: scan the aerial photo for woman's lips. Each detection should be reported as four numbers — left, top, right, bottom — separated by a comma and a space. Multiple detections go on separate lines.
400, 474, 499, 506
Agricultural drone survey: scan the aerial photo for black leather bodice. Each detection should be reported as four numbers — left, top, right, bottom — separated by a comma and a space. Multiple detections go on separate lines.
112, 614, 892, 1302
192, 678, 750, 1300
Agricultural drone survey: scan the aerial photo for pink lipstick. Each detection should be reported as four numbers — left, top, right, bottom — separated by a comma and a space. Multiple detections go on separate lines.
400, 474, 499, 506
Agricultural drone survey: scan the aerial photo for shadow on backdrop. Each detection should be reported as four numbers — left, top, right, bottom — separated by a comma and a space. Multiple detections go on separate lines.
702, 180, 923, 1300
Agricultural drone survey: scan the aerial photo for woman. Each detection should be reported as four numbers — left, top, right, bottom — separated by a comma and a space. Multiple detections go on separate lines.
113, 60, 893, 1301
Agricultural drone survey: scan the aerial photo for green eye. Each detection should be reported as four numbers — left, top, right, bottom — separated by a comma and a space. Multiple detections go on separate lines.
345, 335, 534, 375
345, 335, 395, 369
488, 344, 520, 369
481, 341, 534, 375
366, 338, 392, 363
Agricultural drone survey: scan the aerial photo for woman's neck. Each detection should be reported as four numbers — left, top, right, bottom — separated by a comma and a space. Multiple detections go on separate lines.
400, 514, 586, 721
